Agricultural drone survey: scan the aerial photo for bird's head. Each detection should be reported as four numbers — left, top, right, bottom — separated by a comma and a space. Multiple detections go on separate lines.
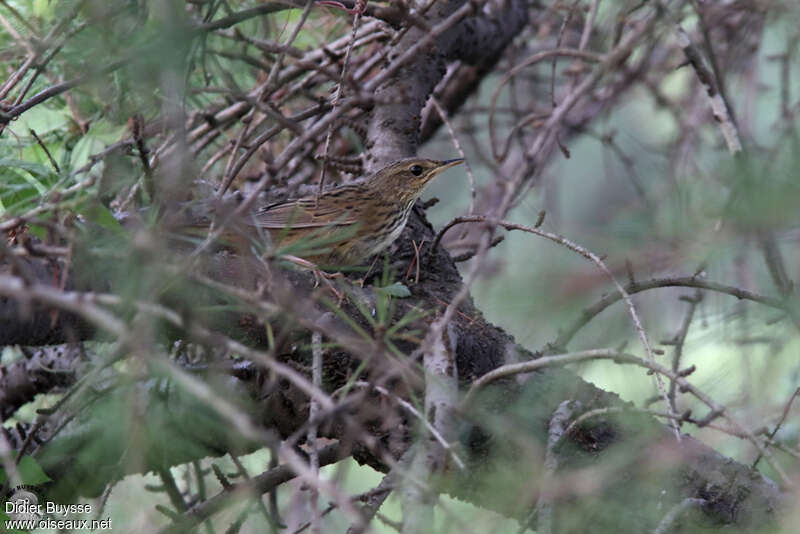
368, 158, 464, 201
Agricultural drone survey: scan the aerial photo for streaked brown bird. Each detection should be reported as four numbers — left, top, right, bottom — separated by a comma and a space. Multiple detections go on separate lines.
239, 157, 463, 266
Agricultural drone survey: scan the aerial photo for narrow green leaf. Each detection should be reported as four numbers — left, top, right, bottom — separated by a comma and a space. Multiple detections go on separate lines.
376, 282, 411, 299
18, 455, 52, 486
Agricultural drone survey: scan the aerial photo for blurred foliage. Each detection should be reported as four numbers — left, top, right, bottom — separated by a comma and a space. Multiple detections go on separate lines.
1, 0, 799, 532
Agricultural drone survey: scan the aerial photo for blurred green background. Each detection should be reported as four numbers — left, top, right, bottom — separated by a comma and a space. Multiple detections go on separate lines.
2, 0, 798, 532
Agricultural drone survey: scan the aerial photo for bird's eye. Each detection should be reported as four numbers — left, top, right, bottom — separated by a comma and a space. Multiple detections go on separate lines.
410, 165, 423, 176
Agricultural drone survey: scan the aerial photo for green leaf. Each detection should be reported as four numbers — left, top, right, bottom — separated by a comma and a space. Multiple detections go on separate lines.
28, 225, 48, 241
68, 122, 127, 172
376, 282, 411, 298
0, 158, 58, 185
76, 200, 124, 234
0, 158, 58, 183
18, 455, 52, 486
0, 164, 54, 214
33, 0, 56, 20
69, 134, 106, 172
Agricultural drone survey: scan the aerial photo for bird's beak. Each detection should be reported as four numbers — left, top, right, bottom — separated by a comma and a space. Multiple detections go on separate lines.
437, 158, 464, 172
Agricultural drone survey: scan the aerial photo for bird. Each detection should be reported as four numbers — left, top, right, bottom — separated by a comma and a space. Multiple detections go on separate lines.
218, 157, 463, 266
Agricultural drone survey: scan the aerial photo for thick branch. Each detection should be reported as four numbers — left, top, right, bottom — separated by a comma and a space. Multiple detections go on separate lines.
365, 0, 529, 168
0, 210, 783, 531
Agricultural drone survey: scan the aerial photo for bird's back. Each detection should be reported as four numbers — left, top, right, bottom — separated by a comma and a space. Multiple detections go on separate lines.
250, 184, 374, 265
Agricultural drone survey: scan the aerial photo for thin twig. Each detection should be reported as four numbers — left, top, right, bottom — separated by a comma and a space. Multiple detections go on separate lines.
430, 97, 475, 215
351, 381, 465, 470
309, 330, 325, 534
28, 129, 60, 173
488, 48, 602, 162
666, 291, 702, 418
460, 348, 794, 487
156, 445, 348, 534
432, 214, 675, 436
263, 0, 315, 91
652, 498, 707, 534
534, 400, 579, 534
752, 387, 800, 469
318, 10, 364, 196
579, 0, 601, 51
674, 26, 742, 155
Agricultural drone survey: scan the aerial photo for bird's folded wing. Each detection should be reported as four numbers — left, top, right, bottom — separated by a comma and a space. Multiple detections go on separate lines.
250, 197, 359, 229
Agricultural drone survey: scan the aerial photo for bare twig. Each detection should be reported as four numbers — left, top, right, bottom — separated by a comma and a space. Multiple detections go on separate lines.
535, 400, 580, 534
666, 291, 703, 418
674, 26, 742, 155
156, 444, 348, 534
652, 498, 707, 534
27, 129, 60, 173
752, 387, 800, 469
309, 329, 325, 534
318, 10, 364, 196
433, 214, 675, 436
430, 97, 475, 215
460, 348, 793, 487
